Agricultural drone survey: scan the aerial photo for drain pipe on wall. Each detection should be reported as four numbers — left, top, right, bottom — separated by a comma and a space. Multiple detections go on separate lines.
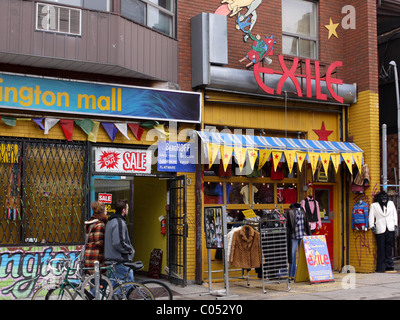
382, 124, 387, 192
389, 60, 400, 193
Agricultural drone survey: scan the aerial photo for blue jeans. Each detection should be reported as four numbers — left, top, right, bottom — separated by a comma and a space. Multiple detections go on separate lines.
111, 263, 134, 288
289, 238, 301, 278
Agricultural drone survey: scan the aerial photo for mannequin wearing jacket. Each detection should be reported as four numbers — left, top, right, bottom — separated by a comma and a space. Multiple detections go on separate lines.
369, 191, 398, 272
287, 203, 312, 278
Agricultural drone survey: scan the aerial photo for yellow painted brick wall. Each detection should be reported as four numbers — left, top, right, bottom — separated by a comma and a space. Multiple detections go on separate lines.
348, 90, 380, 272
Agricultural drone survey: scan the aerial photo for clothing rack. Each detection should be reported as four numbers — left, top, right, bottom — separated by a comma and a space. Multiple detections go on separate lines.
205, 206, 291, 296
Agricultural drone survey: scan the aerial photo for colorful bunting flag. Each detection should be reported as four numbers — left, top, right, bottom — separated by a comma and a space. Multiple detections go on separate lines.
88, 121, 100, 143
59, 119, 74, 141
284, 150, 296, 174
233, 147, 246, 172
75, 119, 94, 135
341, 153, 353, 174
308, 152, 320, 175
33, 118, 45, 130
320, 153, 331, 174
331, 153, 341, 173
271, 150, 283, 172
353, 152, 363, 172
44, 118, 59, 134
2, 117, 16, 127
221, 145, 233, 172
247, 148, 258, 170
101, 122, 118, 142
208, 143, 220, 167
128, 123, 144, 141
115, 123, 130, 140
296, 151, 307, 172
258, 149, 271, 170
140, 120, 159, 128
153, 124, 170, 138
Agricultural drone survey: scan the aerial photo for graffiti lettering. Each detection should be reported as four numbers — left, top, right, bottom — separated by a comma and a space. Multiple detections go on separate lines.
0, 246, 81, 299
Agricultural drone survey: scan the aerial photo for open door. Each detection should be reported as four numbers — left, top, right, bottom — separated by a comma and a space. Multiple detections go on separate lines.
168, 175, 188, 286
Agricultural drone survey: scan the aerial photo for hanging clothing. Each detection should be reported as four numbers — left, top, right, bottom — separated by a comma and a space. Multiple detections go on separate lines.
351, 201, 369, 230
300, 197, 321, 232
229, 225, 261, 269
369, 200, 398, 234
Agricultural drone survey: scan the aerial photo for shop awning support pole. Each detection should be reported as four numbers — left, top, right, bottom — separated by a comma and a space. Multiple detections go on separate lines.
382, 124, 388, 192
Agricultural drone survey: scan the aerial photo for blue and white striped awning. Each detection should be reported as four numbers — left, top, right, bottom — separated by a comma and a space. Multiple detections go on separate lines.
196, 131, 363, 154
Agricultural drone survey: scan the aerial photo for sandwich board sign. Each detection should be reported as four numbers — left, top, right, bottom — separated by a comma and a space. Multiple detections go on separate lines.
295, 235, 334, 284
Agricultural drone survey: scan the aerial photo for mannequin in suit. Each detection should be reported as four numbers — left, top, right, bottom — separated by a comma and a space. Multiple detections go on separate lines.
369, 191, 398, 272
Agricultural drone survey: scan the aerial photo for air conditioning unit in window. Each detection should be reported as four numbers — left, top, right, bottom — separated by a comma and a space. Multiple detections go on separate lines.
36, 2, 81, 36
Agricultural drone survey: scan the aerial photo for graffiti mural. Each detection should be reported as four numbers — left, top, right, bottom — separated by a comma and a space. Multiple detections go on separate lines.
0, 246, 81, 299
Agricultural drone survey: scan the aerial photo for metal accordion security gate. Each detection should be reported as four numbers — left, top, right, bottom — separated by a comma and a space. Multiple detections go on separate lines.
0, 138, 89, 245
168, 175, 188, 286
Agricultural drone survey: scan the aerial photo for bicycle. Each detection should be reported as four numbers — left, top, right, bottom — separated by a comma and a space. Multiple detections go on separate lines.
32, 258, 113, 300
140, 278, 173, 300
81, 261, 154, 300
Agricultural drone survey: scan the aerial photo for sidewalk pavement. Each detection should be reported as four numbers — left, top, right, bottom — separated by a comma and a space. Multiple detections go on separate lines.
167, 270, 400, 300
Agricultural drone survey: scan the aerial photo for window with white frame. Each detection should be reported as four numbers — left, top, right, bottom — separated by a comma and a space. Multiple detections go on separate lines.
41, 0, 110, 11
121, 0, 175, 37
282, 0, 318, 59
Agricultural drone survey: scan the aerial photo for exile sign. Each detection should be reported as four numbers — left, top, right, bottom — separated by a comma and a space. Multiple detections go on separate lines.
253, 55, 344, 103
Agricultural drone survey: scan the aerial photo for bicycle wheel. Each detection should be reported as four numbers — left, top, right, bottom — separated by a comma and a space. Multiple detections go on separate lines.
31, 285, 54, 300
112, 282, 154, 300
141, 280, 173, 300
46, 286, 75, 300
80, 274, 113, 300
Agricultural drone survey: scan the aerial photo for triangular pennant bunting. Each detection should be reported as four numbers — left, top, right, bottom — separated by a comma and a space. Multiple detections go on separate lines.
101, 122, 118, 142
296, 151, 307, 172
247, 148, 258, 170
33, 118, 45, 130
207, 143, 220, 167
221, 145, 233, 172
44, 118, 59, 134
353, 152, 363, 172
128, 123, 144, 141
2, 117, 16, 127
59, 119, 74, 141
115, 123, 130, 140
75, 119, 95, 135
341, 153, 353, 174
88, 121, 100, 143
258, 149, 271, 170
233, 147, 246, 172
140, 120, 159, 128
284, 150, 296, 174
320, 153, 331, 174
153, 124, 170, 138
271, 150, 283, 172
331, 153, 341, 173
308, 152, 320, 176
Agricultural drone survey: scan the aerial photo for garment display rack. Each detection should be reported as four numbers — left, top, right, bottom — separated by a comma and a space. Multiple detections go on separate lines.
259, 215, 291, 294
204, 206, 291, 297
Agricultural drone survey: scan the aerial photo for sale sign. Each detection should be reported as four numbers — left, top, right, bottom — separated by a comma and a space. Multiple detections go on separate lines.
94, 147, 151, 174
295, 235, 334, 284
98, 193, 112, 203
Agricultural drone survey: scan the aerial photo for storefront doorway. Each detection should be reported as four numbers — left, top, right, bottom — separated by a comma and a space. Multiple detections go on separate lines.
313, 185, 334, 266
90, 175, 187, 285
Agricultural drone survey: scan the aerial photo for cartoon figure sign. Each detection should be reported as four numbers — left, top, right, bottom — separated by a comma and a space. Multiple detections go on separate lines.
295, 235, 334, 284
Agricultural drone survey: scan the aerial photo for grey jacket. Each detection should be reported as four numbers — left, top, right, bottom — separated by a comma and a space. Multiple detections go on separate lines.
104, 213, 134, 262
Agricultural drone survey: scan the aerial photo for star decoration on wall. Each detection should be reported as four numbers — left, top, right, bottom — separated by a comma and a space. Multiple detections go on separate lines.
325, 18, 339, 39
313, 121, 333, 141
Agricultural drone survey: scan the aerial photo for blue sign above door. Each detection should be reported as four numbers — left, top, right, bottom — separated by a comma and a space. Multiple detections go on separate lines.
158, 141, 195, 173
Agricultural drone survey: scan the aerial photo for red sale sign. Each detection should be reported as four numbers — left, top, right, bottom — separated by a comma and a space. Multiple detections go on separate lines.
98, 193, 112, 203
94, 147, 151, 174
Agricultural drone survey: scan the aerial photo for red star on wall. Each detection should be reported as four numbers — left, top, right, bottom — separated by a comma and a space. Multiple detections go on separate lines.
313, 122, 333, 141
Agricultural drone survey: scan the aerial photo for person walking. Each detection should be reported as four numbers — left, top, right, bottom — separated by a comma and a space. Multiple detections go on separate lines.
84, 201, 108, 272
104, 199, 135, 283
